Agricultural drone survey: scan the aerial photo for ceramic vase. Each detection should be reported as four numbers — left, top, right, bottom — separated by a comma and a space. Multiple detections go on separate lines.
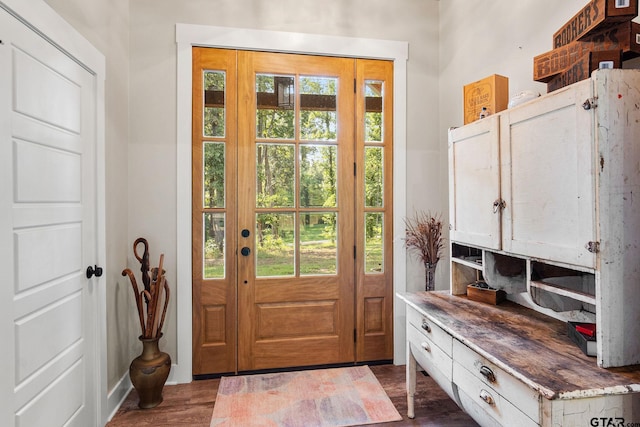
129, 334, 171, 409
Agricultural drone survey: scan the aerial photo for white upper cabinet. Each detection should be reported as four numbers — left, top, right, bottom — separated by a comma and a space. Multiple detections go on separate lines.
450, 76, 595, 268
499, 78, 595, 268
448, 116, 501, 250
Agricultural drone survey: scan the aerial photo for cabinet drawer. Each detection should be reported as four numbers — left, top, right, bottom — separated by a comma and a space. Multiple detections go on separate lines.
453, 360, 538, 427
453, 340, 540, 423
407, 324, 457, 404
407, 306, 453, 356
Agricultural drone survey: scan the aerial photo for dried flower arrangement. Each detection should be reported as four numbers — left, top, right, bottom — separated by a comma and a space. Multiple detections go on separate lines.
403, 211, 444, 291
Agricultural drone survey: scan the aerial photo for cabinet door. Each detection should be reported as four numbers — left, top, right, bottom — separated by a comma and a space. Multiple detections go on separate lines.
449, 116, 501, 249
500, 80, 596, 268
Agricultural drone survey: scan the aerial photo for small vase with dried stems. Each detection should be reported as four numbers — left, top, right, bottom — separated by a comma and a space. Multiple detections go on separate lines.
404, 211, 444, 291
121, 237, 171, 409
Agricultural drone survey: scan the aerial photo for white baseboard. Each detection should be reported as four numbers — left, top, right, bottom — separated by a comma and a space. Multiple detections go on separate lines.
165, 362, 181, 385
105, 372, 132, 422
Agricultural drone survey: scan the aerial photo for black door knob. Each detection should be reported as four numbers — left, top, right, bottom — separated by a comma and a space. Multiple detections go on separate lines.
86, 265, 103, 278
241, 229, 250, 238
240, 247, 251, 256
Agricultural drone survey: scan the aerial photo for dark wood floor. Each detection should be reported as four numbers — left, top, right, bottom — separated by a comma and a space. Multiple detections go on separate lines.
107, 364, 478, 426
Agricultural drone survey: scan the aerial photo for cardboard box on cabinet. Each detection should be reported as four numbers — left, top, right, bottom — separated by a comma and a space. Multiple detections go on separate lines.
463, 74, 509, 125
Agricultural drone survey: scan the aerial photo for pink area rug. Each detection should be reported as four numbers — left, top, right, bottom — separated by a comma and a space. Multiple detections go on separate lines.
210, 365, 402, 427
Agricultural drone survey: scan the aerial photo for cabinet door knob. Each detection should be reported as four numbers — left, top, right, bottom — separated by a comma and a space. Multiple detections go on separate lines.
420, 342, 431, 353
421, 321, 431, 333
480, 365, 496, 383
479, 389, 495, 405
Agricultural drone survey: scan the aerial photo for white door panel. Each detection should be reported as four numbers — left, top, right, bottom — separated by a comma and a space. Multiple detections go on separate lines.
13, 139, 82, 202
1, 6, 98, 427
12, 36, 82, 133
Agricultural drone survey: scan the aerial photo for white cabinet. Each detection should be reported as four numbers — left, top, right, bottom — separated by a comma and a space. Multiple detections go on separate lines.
448, 116, 501, 250
448, 69, 640, 368
500, 80, 595, 268
449, 76, 595, 268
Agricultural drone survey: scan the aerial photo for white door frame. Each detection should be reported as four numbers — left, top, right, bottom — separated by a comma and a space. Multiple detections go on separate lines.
175, 24, 408, 383
0, 0, 106, 424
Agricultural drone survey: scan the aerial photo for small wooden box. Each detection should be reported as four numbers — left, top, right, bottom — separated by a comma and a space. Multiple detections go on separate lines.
467, 282, 506, 305
463, 74, 509, 124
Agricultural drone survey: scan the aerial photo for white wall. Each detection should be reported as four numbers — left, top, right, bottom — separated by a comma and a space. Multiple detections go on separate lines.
438, 1, 589, 133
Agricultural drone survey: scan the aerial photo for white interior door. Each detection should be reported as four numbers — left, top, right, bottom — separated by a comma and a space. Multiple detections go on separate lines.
0, 8, 99, 427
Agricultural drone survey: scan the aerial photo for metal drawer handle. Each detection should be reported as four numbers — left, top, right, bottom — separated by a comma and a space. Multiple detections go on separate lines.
479, 389, 495, 405
420, 342, 431, 353
421, 321, 431, 333
480, 365, 496, 383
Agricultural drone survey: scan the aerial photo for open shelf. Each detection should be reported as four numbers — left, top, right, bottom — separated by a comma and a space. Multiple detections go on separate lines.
529, 280, 596, 306
451, 256, 482, 270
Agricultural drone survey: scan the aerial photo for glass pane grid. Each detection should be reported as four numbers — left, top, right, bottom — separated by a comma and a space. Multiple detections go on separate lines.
253, 74, 344, 279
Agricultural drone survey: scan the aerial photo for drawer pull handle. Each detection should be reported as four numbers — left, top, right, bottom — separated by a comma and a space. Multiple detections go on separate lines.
480, 365, 496, 383
479, 389, 495, 405
421, 321, 431, 333
420, 342, 431, 353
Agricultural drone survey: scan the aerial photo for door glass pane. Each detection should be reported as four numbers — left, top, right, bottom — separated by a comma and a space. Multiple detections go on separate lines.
365, 212, 384, 273
204, 213, 225, 279
256, 143, 295, 208
203, 70, 225, 137
365, 146, 383, 208
300, 76, 337, 141
256, 213, 295, 277
300, 212, 337, 275
300, 144, 337, 208
365, 80, 383, 142
256, 74, 295, 139
203, 142, 225, 208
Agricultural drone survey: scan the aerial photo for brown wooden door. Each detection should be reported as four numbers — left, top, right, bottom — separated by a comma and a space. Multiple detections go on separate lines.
192, 48, 394, 375
237, 51, 356, 371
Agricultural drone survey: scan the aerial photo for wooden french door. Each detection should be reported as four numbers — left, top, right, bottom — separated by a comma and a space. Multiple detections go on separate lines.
192, 48, 394, 375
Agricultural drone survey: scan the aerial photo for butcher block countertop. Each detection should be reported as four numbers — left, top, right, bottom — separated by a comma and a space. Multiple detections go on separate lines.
398, 291, 640, 400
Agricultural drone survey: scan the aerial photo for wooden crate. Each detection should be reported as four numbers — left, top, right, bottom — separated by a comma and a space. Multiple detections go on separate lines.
534, 21, 640, 82
467, 283, 506, 305
553, 0, 638, 48
547, 50, 622, 92
463, 74, 508, 125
